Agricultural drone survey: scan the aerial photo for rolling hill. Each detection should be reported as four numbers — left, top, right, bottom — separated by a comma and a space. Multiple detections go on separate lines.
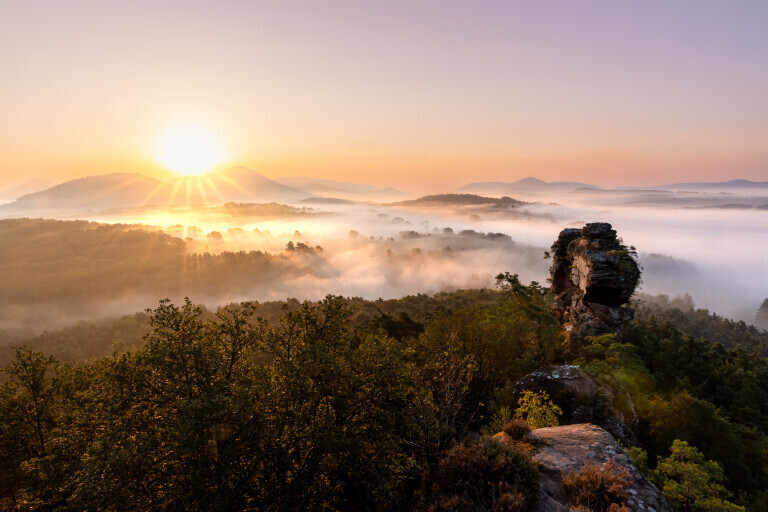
275, 176, 408, 201
0, 178, 56, 202
0, 173, 204, 212
458, 177, 601, 195
0, 167, 311, 214
169, 167, 311, 204
658, 179, 768, 190
392, 193, 526, 207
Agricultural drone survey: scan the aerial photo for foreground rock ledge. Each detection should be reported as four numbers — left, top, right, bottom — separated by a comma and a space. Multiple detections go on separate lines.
495, 424, 673, 512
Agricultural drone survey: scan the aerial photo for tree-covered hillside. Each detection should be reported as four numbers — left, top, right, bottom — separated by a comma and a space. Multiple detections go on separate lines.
0, 218, 546, 339
3, 281, 768, 510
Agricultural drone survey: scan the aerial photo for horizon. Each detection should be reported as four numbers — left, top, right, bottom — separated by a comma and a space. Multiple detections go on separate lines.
2, 0, 767, 191
3, 165, 768, 201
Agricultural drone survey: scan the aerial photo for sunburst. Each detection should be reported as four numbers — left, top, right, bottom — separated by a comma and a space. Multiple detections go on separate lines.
156, 125, 229, 176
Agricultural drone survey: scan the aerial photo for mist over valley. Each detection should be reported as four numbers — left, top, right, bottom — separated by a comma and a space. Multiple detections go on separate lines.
1, 168, 765, 344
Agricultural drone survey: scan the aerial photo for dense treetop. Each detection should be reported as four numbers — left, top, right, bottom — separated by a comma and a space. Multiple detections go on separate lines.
3, 278, 768, 510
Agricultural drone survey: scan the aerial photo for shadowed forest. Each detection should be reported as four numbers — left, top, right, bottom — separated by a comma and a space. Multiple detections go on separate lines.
3, 278, 768, 510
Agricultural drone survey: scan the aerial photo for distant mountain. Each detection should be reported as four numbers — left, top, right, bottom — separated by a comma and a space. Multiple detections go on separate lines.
299, 197, 357, 205
0, 167, 312, 214
275, 176, 408, 201
658, 179, 768, 190
168, 167, 311, 204
583, 188, 674, 195
276, 176, 380, 193
0, 179, 56, 201
0, 173, 208, 212
458, 177, 601, 195
393, 194, 526, 207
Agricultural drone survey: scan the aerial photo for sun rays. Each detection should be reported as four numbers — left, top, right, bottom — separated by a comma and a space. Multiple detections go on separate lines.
155, 125, 230, 177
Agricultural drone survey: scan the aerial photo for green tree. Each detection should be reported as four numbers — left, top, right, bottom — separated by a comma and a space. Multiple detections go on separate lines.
70, 299, 273, 511
4, 348, 59, 458
65, 296, 432, 511
653, 440, 743, 512
514, 390, 562, 429
495, 272, 561, 363
0, 348, 88, 509
253, 296, 425, 510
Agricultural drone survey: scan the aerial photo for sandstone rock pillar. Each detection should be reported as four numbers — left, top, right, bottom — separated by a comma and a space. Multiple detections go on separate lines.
550, 223, 640, 346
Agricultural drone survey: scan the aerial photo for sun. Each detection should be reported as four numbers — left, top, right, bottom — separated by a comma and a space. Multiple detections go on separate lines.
156, 125, 229, 176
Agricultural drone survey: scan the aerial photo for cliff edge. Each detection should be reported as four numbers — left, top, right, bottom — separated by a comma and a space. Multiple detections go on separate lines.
495, 424, 673, 512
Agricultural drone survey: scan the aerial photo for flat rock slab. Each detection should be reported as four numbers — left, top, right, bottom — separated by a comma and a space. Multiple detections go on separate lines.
526, 424, 673, 512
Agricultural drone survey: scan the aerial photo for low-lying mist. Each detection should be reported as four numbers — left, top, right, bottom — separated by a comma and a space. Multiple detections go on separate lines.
1, 185, 766, 343
0, 216, 546, 339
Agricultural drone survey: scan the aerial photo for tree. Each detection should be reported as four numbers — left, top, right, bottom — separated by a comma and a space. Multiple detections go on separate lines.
495, 273, 561, 363
0, 348, 76, 509
4, 348, 59, 457
69, 299, 273, 511
252, 296, 425, 510
653, 440, 744, 512
514, 390, 561, 429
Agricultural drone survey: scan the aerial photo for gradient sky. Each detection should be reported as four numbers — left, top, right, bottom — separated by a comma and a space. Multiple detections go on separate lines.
1, 0, 767, 192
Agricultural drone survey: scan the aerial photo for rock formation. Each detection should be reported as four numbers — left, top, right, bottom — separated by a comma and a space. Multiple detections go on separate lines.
755, 298, 768, 330
515, 365, 636, 443
494, 424, 674, 512
550, 222, 640, 346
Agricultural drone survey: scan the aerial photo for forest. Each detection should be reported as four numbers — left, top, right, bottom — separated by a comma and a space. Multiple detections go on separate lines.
0, 218, 319, 311
0, 218, 546, 340
2, 276, 768, 511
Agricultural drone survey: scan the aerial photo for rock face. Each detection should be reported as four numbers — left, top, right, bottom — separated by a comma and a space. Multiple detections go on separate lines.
550, 223, 640, 345
519, 424, 673, 512
515, 365, 636, 444
755, 298, 768, 330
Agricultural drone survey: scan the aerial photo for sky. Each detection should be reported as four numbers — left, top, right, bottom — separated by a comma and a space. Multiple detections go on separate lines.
1, 0, 767, 192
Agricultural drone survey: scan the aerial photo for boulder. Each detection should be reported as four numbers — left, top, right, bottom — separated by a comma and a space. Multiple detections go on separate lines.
494, 424, 674, 512
515, 365, 636, 443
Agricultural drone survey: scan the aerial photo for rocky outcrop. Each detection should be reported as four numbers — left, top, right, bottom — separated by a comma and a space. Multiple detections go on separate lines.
515, 365, 636, 444
755, 298, 768, 330
550, 223, 640, 346
495, 424, 673, 512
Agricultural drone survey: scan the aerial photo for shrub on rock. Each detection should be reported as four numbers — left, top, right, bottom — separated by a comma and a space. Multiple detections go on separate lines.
562, 458, 632, 512
502, 417, 531, 441
421, 437, 539, 512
